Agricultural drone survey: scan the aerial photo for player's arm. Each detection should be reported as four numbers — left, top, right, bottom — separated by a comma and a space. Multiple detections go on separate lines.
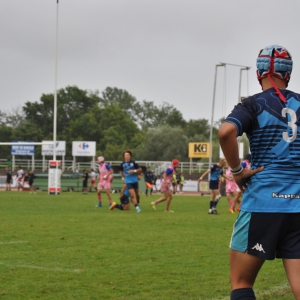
198, 169, 210, 181
219, 122, 263, 191
119, 184, 126, 198
129, 162, 141, 174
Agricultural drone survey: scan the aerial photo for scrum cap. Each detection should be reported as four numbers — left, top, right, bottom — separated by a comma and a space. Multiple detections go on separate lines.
172, 159, 179, 167
97, 156, 104, 163
257, 45, 292, 102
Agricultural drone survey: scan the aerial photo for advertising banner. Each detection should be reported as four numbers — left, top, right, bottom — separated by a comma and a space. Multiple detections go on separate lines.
11, 141, 35, 156
42, 141, 66, 156
72, 141, 96, 156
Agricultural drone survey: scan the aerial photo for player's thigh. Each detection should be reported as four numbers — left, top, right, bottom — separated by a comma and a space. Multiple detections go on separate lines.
230, 249, 264, 289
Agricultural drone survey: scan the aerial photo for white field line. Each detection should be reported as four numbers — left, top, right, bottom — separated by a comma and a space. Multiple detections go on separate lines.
0, 240, 28, 245
211, 282, 290, 300
0, 261, 82, 273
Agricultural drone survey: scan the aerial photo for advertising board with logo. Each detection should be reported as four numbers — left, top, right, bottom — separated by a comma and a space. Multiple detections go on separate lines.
42, 141, 66, 156
11, 141, 35, 156
72, 141, 96, 156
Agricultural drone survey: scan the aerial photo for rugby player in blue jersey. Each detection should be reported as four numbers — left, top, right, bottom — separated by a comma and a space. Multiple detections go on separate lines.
198, 158, 231, 214
219, 45, 300, 300
119, 150, 142, 213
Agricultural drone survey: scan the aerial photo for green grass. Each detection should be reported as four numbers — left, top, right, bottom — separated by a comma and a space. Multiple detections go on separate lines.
0, 192, 293, 299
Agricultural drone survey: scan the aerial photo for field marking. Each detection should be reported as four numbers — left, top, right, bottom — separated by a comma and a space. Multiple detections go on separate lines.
211, 282, 290, 300
0, 241, 28, 245
0, 262, 82, 273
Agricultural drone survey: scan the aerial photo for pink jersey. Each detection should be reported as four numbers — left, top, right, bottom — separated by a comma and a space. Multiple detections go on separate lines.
242, 160, 251, 170
98, 163, 111, 189
161, 165, 175, 192
98, 163, 111, 181
225, 168, 238, 193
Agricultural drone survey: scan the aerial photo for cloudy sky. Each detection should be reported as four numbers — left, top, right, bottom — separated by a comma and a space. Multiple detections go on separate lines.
1, 0, 300, 123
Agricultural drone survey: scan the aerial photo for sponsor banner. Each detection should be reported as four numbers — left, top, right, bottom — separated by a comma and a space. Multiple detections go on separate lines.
189, 142, 210, 158
11, 140, 35, 156
0, 176, 18, 187
42, 141, 66, 156
155, 180, 199, 192
72, 141, 96, 156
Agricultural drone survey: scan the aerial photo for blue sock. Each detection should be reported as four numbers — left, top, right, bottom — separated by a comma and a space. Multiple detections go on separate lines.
210, 201, 214, 209
231, 288, 256, 300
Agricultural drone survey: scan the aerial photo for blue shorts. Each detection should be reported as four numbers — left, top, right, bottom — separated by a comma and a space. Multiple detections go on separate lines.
126, 182, 139, 190
209, 180, 219, 190
120, 195, 129, 205
230, 211, 300, 260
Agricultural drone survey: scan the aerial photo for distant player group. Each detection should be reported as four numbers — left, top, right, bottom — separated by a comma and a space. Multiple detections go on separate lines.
85, 150, 181, 213
85, 149, 251, 215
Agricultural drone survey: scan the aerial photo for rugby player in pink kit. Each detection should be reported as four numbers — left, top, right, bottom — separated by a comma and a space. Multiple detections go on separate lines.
95, 156, 113, 208
151, 159, 179, 212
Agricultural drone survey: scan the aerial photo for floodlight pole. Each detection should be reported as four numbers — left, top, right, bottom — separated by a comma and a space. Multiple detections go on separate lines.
209, 63, 251, 171
238, 67, 250, 103
208, 64, 225, 172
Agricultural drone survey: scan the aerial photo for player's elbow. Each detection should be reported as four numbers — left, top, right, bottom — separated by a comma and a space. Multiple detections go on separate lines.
218, 123, 237, 143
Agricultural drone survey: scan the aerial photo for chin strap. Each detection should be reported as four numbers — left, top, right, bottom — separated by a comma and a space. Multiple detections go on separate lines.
267, 74, 287, 103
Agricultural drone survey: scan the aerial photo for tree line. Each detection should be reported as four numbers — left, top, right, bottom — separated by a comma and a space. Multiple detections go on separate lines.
0, 86, 238, 162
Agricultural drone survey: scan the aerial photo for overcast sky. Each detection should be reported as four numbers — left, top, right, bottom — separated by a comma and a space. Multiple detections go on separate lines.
1, 0, 300, 123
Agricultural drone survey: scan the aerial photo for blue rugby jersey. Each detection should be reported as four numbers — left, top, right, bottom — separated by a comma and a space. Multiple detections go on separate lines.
210, 164, 223, 181
224, 87, 300, 212
120, 160, 140, 184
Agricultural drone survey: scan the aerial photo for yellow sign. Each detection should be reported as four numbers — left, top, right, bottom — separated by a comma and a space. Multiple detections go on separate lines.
188, 142, 210, 158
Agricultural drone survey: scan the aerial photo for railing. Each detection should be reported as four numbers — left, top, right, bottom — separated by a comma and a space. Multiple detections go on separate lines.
0, 158, 210, 174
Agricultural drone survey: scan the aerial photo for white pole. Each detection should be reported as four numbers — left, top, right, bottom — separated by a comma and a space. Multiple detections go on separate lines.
209, 64, 224, 172
53, 0, 59, 161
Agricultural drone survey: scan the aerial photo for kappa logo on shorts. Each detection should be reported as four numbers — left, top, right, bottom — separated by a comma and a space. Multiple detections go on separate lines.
252, 243, 265, 253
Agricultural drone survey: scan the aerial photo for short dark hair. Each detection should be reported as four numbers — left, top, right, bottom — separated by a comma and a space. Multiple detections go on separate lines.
122, 150, 133, 158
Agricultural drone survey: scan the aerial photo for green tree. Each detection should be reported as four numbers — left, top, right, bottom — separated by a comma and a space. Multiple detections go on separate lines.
185, 119, 210, 138
0, 125, 13, 159
135, 125, 188, 161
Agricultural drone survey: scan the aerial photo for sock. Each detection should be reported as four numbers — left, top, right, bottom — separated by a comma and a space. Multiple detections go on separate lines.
210, 201, 214, 209
231, 288, 256, 300
146, 189, 148, 196
116, 204, 124, 210
150, 189, 153, 195
215, 200, 218, 208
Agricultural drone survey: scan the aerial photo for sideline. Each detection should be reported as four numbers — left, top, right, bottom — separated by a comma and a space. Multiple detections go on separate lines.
0, 261, 82, 273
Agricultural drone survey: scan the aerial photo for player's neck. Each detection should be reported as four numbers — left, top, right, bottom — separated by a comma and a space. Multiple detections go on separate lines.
261, 77, 286, 91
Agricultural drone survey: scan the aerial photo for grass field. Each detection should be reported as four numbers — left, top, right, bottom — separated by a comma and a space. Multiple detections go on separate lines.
0, 191, 293, 299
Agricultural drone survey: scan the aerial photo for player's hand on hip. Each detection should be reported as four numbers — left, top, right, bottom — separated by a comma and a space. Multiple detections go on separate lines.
233, 166, 264, 192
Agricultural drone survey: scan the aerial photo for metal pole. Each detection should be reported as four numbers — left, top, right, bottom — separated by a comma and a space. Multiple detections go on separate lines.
53, 0, 59, 161
209, 64, 225, 171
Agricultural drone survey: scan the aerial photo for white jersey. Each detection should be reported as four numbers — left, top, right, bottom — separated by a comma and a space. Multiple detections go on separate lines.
17, 169, 24, 179
90, 171, 96, 180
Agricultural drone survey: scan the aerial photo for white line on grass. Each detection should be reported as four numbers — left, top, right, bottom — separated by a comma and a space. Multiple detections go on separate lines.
0, 262, 82, 273
211, 282, 290, 300
0, 241, 28, 245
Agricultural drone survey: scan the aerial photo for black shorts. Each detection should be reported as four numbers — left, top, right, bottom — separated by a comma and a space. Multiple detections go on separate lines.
83, 181, 88, 188
209, 180, 219, 190
120, 195, 130, 205
126, 182, 139, 190
231, 211, 300, 260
